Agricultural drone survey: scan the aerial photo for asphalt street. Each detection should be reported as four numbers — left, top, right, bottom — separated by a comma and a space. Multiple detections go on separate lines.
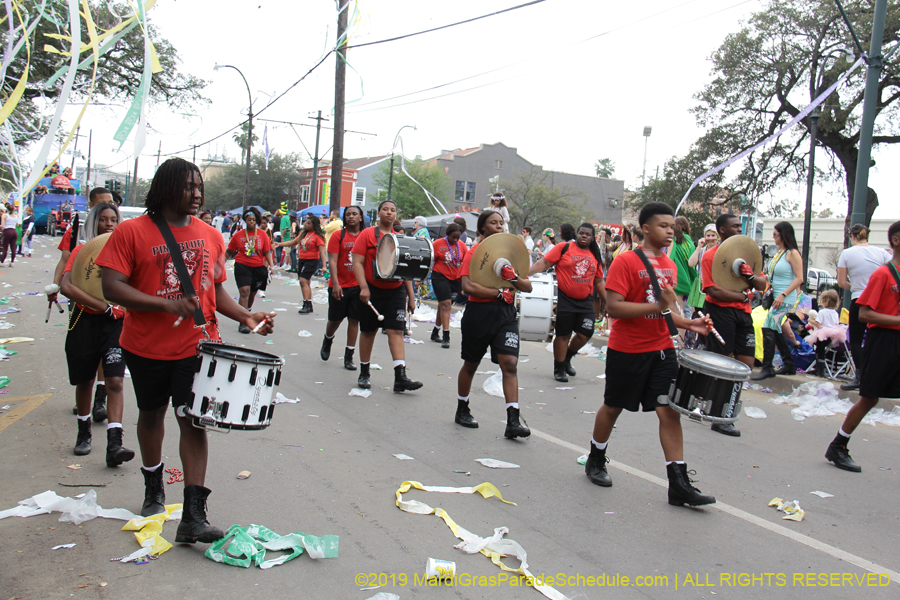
1, 235, 898, 600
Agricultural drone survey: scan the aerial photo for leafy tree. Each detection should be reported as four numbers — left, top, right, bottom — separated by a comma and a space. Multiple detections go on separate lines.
504, 167, 591, 234
765, 197, 802, 218
203, 151, 303, 214
232, 122, 258, 166
371, 157, 452, 218
817, 207, 834, 218
595, 158, 615, 178
691, 0, 900, 227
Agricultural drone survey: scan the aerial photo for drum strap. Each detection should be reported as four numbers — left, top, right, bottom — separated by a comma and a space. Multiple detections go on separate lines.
633, 247, 679, 339
153, 216, 207, 327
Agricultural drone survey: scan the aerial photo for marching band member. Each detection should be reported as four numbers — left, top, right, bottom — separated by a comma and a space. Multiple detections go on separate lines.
60, 202, 133, 466
321, 206, 364, 370
529, 222, 607, 382
277, 214, 326, 314
455, 210, 533, 438
430, 223, 467, 348
351, 200, 422, 393
97, 158, 274, 541
226, 207, 274, 333
585, 202, 716, 506
825, 221, 900, 473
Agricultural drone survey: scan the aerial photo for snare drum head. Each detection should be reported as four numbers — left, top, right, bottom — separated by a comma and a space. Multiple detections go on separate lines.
376, 233, 398, 278
678, 349, 750, 380
198, 341, 283, 366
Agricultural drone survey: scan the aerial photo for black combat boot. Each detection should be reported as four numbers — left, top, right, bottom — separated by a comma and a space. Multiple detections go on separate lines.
393, 365, 423, 393
92, 385, 107, 422
105, 427, 135, 467
175, 485, 225, 544
773, 333, 797, 375
504, 406, 530, 439
553, 361, 568, 382
344, 348, 357, 371
357, 363, 371, 389
320, 334, 333, 361
564, 349, 577, 376
752, 329, 776, 380
454, 400, 478, 428
585, 445, 612, 487
667, 463, 716, 506
74, 418, 92, 456
431, 327, 441, 343
825, 434, 861, 472
140, 465, 166, 517
298, 300, 313, 314
442, 330, 450, 349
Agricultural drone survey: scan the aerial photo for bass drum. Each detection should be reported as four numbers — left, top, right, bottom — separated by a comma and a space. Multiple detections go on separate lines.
375, 233, 434, 281
517, 272, 557, 342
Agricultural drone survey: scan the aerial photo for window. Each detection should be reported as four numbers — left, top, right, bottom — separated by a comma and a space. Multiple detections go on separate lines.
495, 160, 503, 169
299, 184, 310, 205
354, 187, 366, 206
455, 180, 476, 203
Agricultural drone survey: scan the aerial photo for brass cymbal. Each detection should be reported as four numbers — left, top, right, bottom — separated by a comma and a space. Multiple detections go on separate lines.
710, 234, 763, 293
71, 233, 111, 302
468, 233, 530, 288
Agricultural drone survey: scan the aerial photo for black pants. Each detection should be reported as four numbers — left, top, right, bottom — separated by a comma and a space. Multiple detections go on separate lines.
848, 299, 865, 375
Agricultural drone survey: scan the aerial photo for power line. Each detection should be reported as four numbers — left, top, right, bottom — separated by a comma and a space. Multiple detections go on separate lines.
345, 0, 547, 50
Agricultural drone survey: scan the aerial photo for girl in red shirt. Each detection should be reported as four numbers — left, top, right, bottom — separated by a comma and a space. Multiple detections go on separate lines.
321, 206, 364, 370
226, 208, 274, 332
430, 223, 467, 348
277, 214, 326, 314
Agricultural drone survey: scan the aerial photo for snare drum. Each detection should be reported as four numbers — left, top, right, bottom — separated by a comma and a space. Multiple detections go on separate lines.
376, 233, 434, 281
667, 349, 750, 424
517, 272, 557, 342
187, 341, 284, 431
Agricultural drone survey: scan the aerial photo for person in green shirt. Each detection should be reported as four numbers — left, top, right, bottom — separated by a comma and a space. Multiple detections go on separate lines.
279, 206, 294, 271
670, 216, 696, 319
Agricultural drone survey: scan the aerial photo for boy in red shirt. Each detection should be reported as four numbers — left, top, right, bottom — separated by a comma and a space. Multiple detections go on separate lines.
825, 221, 900, 472
321, 206, 364, 370
529, 222, 607, 381
585, 202, 716, 506
226, 207, 274, 333
97, 158, 275, 543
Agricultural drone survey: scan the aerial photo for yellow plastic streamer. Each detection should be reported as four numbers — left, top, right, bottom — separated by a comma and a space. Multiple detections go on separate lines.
0, 1, 33, 126
120, 503, 182, 556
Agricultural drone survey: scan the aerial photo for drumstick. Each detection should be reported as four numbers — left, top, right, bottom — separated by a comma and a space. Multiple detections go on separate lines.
250, 316, 270, 334
697, 311, 726, 345
45, 303, 52, 324
368, 301, 385, 321
55, 301, 64, 313
172, 316, 184, 328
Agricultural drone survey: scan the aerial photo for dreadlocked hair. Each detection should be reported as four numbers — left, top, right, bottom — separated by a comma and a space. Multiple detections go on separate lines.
145, 158, 203, 218
578, 222, 604, 266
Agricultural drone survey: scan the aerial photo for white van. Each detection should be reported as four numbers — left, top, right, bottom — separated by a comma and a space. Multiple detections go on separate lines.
118, 206, 146, 221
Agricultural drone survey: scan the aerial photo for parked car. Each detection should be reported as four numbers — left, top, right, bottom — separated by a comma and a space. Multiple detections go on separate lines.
807, 268, 837, 293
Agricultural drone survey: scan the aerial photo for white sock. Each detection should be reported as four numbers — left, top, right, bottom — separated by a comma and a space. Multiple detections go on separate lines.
77, 414, 90, 421
325, 333, 334, 340
665, 460, 686, 465
443, 328, 450, 333
505, 402, 518, 409
107, 422, 122, 430
839, 427, 851, 439
393, 359, 405, 368
458, 395, 469, 403
346, 346, 355, 351
142, 462, 162, 472
591, 438, 608, 450
95, 381, 105, 387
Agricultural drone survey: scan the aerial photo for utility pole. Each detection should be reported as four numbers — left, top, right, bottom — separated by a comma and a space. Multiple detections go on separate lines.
309, 110, 328, 207
70, 125, 81, 171
132, 156, 139, 208
156, 141, 161, 170
801, 110, 820, 291
193, 145, 196, 165
329, 0, 349, 217
641, 126, 652, 188
85, 130, 93, 184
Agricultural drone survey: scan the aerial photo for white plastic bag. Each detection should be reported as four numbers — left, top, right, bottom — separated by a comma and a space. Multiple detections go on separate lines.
482, 370, 504, 398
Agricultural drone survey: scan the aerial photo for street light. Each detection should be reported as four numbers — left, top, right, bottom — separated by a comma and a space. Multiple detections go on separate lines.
214, 63, 253, 215
641, 126, 652, 188
387, 125, 416, 203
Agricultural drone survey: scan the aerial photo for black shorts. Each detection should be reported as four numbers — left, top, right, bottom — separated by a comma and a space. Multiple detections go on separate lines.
297, 258, 318, 281
65, 311, 126, 385
703, 301, 755, 358
555, 310, 595, 338
123, 349, 197, 412
604, 348, 678, 412
431, 271, 461, 302
460, 301, 519, 364
859, 328, 900, 399
359, 285, 407, 332
234, 262, 268, 292
328, 285, 362, 323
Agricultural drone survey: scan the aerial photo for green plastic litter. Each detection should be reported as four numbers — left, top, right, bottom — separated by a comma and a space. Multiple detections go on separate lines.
205, 524, 338, 569
265, 340, 274, 345
0, 298, 10, 305
262, 299, 273, 302
0, 377, 10, 389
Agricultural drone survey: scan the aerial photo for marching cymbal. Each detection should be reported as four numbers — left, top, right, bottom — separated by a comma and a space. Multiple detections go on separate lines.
468, 233, 530, 288
710, 234, 763, 293
71, 233, 111, 302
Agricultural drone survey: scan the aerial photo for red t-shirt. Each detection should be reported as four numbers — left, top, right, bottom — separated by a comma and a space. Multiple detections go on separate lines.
95, 215, 227, 360
543, 242, 604, 300
351, 227, 402, 290
605, 249, 678, 353
460, 242, 498, 304
327, 228, 361, 289
297, 232, 325, 260
432, 237, 468, 281
227, 228, 272, 267
58, 224, 73, 251
857, 264, 900, 331
701, 244, 750, 313
64, 244, 102, 314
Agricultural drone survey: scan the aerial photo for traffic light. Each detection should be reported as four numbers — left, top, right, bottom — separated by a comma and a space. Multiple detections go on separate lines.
114, 180, 123, 194
104, 179, 113, 190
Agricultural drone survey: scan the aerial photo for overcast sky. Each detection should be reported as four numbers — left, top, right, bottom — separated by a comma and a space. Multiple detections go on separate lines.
41, 0, 898, 220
